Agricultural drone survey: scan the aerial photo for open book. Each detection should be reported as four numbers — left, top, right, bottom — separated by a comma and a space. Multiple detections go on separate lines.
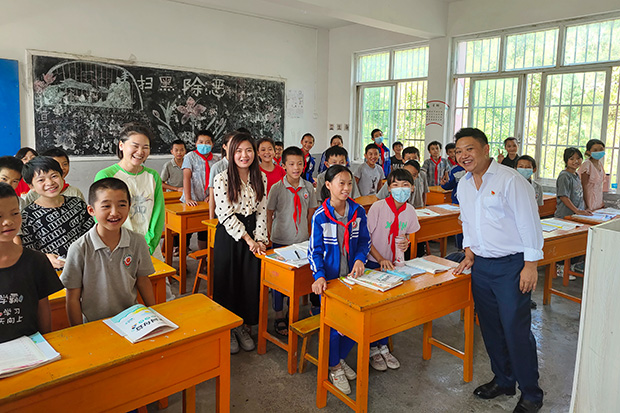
404, 257, 454, 274
103, 304, 178, 344
0, 332, 61, 379
265, 241, 309, 268
344, 269, 404, 292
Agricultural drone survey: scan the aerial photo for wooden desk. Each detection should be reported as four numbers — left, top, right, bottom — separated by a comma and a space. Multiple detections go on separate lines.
165, 202, 210, 294
410, 206, 462, 257
426, 186, 452, 205
50, 257, 177, 332
354, 195, 378, 213
540, 220, 590, 305
0, 294, 242, 413
256, 254, 315, 374
316, 256, 473, 412
564, 214, 613, 226
164, 191, 182, 204
539, 194, 556, 217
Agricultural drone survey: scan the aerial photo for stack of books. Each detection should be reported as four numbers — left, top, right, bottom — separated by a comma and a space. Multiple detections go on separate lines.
0, 332, 60, 378
344, 269, 404, 292
265, 241, 309, 268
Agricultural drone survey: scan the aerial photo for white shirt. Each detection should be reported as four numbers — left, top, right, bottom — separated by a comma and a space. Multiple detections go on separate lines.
458, 159, 543, 262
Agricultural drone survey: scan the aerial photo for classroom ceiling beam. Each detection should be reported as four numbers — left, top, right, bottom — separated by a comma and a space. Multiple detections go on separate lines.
264, 0, 449, 38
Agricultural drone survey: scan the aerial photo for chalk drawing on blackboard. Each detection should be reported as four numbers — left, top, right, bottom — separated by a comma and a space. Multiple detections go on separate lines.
28, 50, 286, 156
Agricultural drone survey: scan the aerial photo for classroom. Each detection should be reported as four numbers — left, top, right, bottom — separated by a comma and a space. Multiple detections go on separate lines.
1, 0, 620, 412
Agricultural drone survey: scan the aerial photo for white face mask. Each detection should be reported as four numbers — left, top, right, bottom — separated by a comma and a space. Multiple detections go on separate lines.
391, 187, 411, 203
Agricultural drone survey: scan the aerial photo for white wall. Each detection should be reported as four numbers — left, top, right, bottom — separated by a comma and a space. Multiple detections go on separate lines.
0, 0, 328, 195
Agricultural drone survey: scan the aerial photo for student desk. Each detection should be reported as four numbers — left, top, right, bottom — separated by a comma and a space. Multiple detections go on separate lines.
164, 191, 182, 204
563, 214, 614, 226
354, 195, 379, 213
539, 194, 556, 217
410, 206, 462, 257
49, 257, 177, 332
540, 220, 590, 305
426, 186, 452, 205
316, 256, 474, 412
164, 201, 210, 294
256, 254, 315, 374
202, 218, 219, 282
0, 294, 242, 413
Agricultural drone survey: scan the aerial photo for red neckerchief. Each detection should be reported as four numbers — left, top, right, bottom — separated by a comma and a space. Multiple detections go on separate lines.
321, 199, 358, 255
285, 178, 303, 233
274, 157, 281, 166
430, 156, 442, 184
385, 196, 406, 259
377, 143, 386, 165
194, 150, 213, 191
448, 157, 457, 167
61, 182, 70, 192
302, 151, 310, 175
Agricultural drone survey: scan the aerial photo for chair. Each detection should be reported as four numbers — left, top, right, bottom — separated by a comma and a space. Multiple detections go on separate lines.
188, 249, 212, 298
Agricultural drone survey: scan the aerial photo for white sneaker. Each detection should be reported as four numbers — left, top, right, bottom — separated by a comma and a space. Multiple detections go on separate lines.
369, 346, 387, 371
339, 359, 357, 380
330, 366, 351, 394
379, 345, 400, 369
569, 275, 576, 281
230, 331, 239, 354
234, 326, 255, 351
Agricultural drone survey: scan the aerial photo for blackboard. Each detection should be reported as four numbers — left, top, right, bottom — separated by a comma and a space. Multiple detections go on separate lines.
29, 51, 285, 156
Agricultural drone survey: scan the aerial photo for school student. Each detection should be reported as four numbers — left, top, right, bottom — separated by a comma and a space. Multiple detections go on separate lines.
94, 122, 165, 259
61, 178, 156, 325
376, 161, 422, 207
402, 146, 420, 162
208, 131, 234, 219
316, 146, 360, 201
422, 141, 450, 186
355, 143, 385, 196
497, 137, 520, 169
301, 133, 316, 183
257, 137, 286, 194
555, 147, 591, 218
213, 132, 268, 354
309, 165, 371, 395
266, 146, 318, 335
578, 139, 606, 210
318, 135, 344, 174
161, 139, 187, 192
182, 130, 217, 206
22, 148, 85, 206
445, 142, 458, 167
21, 157, 94, 269
274, 141, 284, 166
367, 169, 420, 371
516, 155, 543, 207
390, 141, 404, 170
0, 183, 63, 343
371, 128, 391, 176
441, 156, 466, 205
454, 127, 544, 413
14, 147, 38, 197
0, 156, 26, 210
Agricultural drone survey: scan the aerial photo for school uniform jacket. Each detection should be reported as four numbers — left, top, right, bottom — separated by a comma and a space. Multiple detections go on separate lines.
303, 153, 316, 182
308, 197, 371, 281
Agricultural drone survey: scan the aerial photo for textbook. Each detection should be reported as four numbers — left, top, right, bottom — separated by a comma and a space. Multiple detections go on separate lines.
404, 257, 454, 274
595, 207, 620, 216
265, 241, 309, 268
0, 332, 60, 379
103, 304, 178, 344
541, 218, 582, 232
415, 208, 440, 217
384, 265, 426, 281
345, 269, 403, 292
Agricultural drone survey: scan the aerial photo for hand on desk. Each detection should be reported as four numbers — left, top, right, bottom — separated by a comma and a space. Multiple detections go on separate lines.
576, 209, 593, 216
379, 259, 394, 271
185, 198, 198, 207
312, 277, 327, 295
348, 260, 365, 278
454, 248, 474, 275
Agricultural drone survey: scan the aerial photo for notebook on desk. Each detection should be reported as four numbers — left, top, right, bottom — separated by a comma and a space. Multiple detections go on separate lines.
0, 332, 60, 379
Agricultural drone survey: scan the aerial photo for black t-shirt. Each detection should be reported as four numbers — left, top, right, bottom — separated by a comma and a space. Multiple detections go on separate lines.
0, 248, 63, 343
501, 155, 519, 169
390, 155, 404, 170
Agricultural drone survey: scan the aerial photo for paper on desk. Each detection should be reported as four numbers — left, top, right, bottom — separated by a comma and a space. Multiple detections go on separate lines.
573, 213, 614, 222
404, 257, 453, 274
266, 241, 309, 268
541, 218, 581, 232
0, 332, 60, 378
595, 207, 620, 216
433, 204, 460, 211
415, 208, 440, 217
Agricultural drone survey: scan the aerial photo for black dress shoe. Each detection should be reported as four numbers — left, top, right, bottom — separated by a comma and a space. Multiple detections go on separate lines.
473, 380, 516, 399
513, 396, 543, 413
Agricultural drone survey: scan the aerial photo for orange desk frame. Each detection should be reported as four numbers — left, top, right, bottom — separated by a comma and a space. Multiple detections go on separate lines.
409, 206, 462, 257
426, 186, 452, 205
539, 194, 556, 217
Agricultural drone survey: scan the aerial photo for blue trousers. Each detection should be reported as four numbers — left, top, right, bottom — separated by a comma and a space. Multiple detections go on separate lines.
271, 243, 289, 312
362, 261, 391, 349
472, 253, 543, 403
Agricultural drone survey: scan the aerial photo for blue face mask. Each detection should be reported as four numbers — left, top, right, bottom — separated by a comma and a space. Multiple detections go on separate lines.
517, 168, 534, 180
374, 136, 383, 145
391, 187, 411, 203
590, 151, 605, 160
196, 144, 212, 155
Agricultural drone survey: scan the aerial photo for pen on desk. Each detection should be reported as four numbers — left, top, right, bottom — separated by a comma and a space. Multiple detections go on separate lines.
339, 277, 353, 289
294, 250, 301, 259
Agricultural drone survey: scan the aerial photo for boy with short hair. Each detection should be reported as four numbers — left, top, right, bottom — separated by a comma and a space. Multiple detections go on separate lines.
21, 157, 94, 269
61, 178, 156, 325
497, 137, 519, 168
22, 148, 85, 206
445, 142, 458, 167
355, 143, 385, 196
402, 146, 420, 162
266, 146, 318, 335
516, 155, 543, 207
371, 129, 391, 176
274, 141, 284, 166
161, 139, 187, 192
316, 146, 360, 201
390, 141, 404, 170
0, 156, 26, 210
0, 183, 63, 343
422, 141, 450, 186
182, 130, 218, 207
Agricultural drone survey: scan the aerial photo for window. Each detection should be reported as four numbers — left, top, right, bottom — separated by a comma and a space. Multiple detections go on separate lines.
356, 45, 429, 159
452, 14, 620, 185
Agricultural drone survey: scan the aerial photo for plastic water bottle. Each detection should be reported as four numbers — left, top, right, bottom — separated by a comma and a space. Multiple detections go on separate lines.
394, 235, 405, 267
